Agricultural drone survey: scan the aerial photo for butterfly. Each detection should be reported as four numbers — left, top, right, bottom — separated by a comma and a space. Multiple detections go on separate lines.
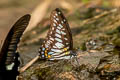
0, 14, 30, 80
38, 8, 75, 60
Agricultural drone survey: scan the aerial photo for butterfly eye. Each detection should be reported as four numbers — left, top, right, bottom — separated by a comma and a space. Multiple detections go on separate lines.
39, 8, 74, 60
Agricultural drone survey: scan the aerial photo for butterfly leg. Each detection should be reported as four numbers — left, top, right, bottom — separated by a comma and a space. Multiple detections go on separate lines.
70, 51, 80, 66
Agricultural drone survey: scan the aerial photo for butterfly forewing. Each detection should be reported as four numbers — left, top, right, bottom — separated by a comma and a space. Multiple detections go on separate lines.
39, 8, 73, 60
0, 14, 30, 69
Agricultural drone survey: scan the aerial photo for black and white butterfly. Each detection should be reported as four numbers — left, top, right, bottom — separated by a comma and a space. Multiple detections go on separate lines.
39, 8, 74, 60
0, 14, 30, 80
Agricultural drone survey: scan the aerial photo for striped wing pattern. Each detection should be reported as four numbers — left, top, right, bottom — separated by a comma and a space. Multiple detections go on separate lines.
39, 8, 73, 60
0, 14, 30, 70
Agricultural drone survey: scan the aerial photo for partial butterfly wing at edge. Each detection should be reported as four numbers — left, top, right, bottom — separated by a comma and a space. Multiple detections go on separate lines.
0, 14, 31, 69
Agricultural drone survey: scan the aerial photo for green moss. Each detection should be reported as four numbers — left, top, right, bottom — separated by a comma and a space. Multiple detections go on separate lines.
80, 42, 87, 51
81, 0, 89, 3
103, 1, 110, 7
37, 68, 51, 76
63, 65, 73, 71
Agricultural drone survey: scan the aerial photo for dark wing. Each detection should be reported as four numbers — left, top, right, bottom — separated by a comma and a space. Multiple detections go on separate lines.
0, 14, 30, 69
39, 8, 73, 60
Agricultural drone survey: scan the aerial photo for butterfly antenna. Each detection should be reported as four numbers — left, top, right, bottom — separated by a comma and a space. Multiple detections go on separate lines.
19, 55, 39, 73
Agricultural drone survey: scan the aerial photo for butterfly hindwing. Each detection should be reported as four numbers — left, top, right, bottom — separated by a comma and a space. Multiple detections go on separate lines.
0, 14, 31, 70
39, 8, 73, 60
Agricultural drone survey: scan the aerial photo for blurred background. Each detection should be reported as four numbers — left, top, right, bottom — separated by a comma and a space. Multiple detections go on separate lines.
1, 0, 120, 79
0, 0, 120, 42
